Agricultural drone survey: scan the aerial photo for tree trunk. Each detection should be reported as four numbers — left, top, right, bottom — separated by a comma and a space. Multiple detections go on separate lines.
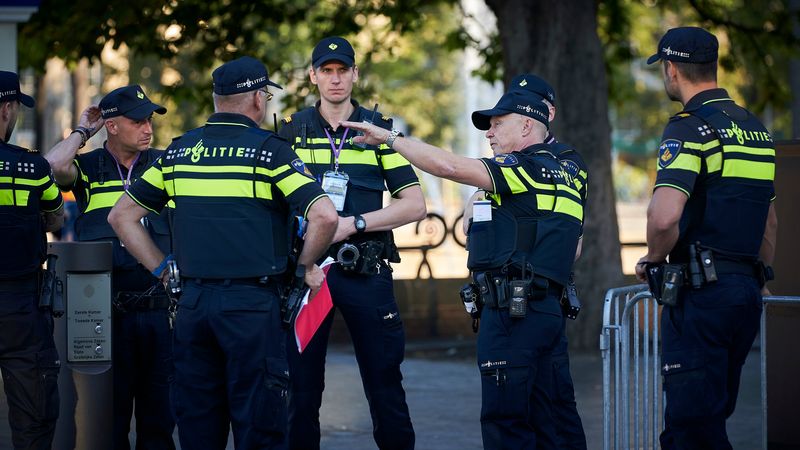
72, 58, 91, 126
485, 0, 625, 350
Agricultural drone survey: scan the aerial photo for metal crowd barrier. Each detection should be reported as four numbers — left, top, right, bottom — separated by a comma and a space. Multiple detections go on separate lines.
600, 285, 800, 450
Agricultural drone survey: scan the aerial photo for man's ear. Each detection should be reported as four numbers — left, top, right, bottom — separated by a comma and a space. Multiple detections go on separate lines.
105, 119, 117, 136
309, 67, 318, 86
352, 65, 359, 83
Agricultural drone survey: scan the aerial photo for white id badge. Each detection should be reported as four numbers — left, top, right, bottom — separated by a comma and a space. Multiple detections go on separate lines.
472, 200, 492, 222
321, 170, 349, 212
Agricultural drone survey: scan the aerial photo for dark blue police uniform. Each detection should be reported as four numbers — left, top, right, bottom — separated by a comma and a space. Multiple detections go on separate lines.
279, 101, 418, 450
128, 89, 327, 450
509, 73, 589, 450
63, 144, 175, 449
0, 140, 63, 449
653, 88, 774, 450
468, 142, 584, 450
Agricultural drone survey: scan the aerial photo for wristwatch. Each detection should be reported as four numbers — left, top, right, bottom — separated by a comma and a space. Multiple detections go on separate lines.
385, 129, 401, 148
354, 215, 367, 234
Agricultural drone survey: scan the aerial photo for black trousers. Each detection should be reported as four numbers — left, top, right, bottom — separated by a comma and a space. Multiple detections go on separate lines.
0, 281, 60, 450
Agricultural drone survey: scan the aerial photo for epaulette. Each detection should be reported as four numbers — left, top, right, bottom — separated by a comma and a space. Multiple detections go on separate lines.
669, 112, 692, 122
282, 116, 292, 124
28, 148, 40, 153
381, 115, 390, 122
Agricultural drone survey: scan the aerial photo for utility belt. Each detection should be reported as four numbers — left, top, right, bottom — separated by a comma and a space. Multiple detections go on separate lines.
188, 276, 278, 288
472, 270, 562, 308
645, 243, 774, 307
114, 290, 171, 312
329, 237, 399, 276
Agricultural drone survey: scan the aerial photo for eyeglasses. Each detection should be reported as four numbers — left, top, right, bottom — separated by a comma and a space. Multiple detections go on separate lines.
258, 88, 274, 102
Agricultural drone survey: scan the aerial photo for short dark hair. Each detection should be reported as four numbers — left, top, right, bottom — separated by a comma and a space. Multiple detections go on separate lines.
671, 60, 717, 83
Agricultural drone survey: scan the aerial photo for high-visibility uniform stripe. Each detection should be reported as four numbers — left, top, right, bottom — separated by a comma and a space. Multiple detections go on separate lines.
85, 191, 125, 212
500, 167, 526, 194
381, 152, 412, 170
0, 189, 30, 206
722, 159, 774, 181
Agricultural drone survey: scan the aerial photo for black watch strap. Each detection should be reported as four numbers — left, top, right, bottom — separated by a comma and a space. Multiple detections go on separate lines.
354, 215, 367, 234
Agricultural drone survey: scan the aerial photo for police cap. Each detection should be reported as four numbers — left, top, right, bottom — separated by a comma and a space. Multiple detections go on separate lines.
212, 56, 283, 95
647, 27, 718, 65
472, 91, 550, 131
99, 85, 167, 120
508, 74, 555, 106
312, 36, 355, 68
0, 71, 35, 108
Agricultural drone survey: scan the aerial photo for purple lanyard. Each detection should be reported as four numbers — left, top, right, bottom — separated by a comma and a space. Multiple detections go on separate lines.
108, 150, 141, 192
323, 127, 349, 173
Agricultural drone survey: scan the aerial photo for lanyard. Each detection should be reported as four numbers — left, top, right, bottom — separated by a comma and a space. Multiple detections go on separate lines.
322, 127, 349, 173
107, 149, 141, 192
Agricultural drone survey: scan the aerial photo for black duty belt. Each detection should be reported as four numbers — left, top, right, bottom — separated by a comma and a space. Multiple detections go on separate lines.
114, 291, 171, 311
0, 272, 40, 292
713, 259, 761, 278
189, 277, 274, 287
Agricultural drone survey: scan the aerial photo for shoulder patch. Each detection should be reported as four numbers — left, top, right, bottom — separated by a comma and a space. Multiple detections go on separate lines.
282, 116, 292, 124
291, 158, 314, 179
493, 153, 518, 167
560, 159, 580, 177
658, 139, 682, 168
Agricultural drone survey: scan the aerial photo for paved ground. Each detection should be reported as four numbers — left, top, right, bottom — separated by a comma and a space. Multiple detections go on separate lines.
0, 340, 763, 449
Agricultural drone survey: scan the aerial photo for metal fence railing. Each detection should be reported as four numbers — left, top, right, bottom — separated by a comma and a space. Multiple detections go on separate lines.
600, 286, 800, 450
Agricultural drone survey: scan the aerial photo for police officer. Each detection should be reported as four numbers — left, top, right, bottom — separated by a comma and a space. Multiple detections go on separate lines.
278, 36, 425, 450
46, 85, 176, 449
0, 70, 64, 450
636, 27, 777, 450
345, 88, 584, 449
508, 73, 588, 450
108, 56, 338, 450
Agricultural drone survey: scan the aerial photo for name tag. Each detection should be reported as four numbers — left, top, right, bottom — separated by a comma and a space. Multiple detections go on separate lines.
472, 200, 492, 222
321, 170, 349, 212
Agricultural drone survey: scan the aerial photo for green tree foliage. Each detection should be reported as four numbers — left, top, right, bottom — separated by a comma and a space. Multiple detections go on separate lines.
19, 0, 461, 146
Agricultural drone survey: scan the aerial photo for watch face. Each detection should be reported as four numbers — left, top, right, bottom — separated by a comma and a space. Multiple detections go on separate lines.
356, 217, 366, 231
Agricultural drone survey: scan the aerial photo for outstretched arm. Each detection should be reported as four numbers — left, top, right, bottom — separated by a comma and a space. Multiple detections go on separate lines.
341, 120, 493, 191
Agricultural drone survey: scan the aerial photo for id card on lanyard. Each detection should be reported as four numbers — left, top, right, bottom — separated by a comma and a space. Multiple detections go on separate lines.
322, 127, 350, 212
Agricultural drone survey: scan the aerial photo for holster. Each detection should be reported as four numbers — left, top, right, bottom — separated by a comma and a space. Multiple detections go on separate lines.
645, 263, 685, 307
39, 255, 64, 318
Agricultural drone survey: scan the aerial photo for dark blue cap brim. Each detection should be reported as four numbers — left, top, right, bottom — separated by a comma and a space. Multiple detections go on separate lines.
313, 54, 355, 68
646, 53, 661, 65
18, 93, 34, 108
122, 102, 167, 120
471, 108, 508, 131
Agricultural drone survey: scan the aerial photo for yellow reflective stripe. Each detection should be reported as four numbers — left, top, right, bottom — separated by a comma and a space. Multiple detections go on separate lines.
500, 167, 526, 194
205, 121, 249, 127
276, 172, 314, 196
683, 140, 720, 151
722, 159, 774, 181
0, 175, 52, 187
573, 179, 584, 192
339, 149, 378, 165
85, 191, 124, 212
555, 197, 583, 221
166, 200, 176, 209
41, 183, 60, 201
141, 166, 165, 190
255, 166, 291, 177
304, 194, 329, 218
170, 178, 273, 199
381, 152, 412, 170
536, 194, 554, 210
294, 148, 322, 163
557, 183, 581, 199
171, 164, 253, 174
653, 183, 690, 197
706, 152, 722, 173
517, 168, 554, 191
665, 153, 701, 173
390, 181, 420, 197
723, 145, 775, 157
0, 189, 30, 206
578, 170, 588, 179
127, 192, 159, 214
